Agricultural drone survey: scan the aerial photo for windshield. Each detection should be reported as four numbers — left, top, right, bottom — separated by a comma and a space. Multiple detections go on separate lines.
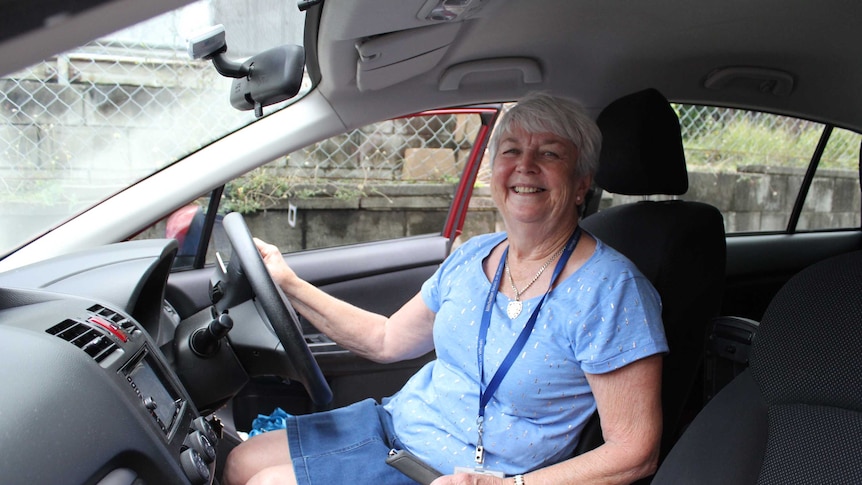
0, 0, 307, 257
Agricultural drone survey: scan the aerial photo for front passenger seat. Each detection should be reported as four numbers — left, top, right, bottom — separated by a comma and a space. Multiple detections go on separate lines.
578, 88, 726, 457
652, 250, 862, 484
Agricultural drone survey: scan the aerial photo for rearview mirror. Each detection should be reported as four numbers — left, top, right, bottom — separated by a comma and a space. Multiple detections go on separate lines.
188, 25, 305, 118
229, 44, 305, 117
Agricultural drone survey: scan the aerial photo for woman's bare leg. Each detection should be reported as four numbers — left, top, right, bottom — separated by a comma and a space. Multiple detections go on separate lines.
246, 465, 298, 485
223, 430, 294, 485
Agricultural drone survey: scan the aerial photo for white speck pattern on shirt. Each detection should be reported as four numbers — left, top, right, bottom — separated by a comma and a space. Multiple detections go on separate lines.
383, 231, 667, 475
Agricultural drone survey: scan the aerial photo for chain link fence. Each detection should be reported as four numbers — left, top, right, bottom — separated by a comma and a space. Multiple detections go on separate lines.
222, 113, 483, 213
1, 31, 859, 238
0, 41, 247, 207
287, 114, 478, 182
676, 104, 859, 172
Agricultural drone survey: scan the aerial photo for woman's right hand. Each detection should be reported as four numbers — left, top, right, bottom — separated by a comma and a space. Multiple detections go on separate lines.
253, 238, 298, 292
431, 473, 509, 485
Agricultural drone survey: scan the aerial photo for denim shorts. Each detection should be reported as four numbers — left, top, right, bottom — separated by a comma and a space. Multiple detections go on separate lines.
286, 398, 419, 485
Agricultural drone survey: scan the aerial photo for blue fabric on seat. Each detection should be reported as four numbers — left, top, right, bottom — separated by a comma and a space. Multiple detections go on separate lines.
248, 407, 291, 438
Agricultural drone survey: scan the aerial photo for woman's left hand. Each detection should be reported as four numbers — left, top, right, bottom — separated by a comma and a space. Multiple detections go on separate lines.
431, 473, 509, 485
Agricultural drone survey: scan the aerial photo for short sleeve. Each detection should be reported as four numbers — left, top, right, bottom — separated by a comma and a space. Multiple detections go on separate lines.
574, 272, 667, 374
419, 233, 505, 315
420, 265, 443, 313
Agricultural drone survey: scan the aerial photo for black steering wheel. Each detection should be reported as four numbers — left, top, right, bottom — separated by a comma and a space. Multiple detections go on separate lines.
222, 212, 333, 407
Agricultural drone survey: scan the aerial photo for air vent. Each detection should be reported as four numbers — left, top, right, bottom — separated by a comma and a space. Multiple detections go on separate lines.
89, 304, 133, 330
88, 304, 137, 339
46, 319, 120, 363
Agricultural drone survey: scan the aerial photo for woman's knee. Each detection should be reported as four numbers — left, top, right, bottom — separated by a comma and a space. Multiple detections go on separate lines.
246, 465, 297, 485
223, 430, 291, 485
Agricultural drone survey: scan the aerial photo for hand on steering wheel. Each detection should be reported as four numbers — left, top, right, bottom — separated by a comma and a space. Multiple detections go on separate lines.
222, 212, 333, 407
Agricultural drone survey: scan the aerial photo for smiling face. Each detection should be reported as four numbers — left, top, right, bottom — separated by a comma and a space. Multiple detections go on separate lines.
491, 124, 591, 233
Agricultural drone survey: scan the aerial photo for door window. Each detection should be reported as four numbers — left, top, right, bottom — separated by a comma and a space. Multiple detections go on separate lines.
138, 108, 500, 267
219, 109, 497, 253
600, 104, 861, 234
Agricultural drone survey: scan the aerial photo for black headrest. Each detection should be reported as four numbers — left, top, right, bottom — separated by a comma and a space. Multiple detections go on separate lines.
595, 88, 688, 196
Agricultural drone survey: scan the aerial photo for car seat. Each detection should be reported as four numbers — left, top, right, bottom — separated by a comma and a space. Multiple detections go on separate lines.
577, 88, 727, 458
652, 249, 862, 484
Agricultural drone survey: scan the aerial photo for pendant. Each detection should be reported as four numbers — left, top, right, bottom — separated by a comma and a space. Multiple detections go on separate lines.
506, 300, 523, 319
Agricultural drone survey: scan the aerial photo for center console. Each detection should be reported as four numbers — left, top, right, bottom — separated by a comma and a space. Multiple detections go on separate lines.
0, 292, 220, 485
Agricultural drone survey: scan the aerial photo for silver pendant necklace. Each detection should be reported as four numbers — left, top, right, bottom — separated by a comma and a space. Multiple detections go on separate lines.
504, 245, 565, 319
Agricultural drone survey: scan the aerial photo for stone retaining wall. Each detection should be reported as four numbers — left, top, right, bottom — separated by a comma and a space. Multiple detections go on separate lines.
602, 166, 860, 233
233, 165, 861, 252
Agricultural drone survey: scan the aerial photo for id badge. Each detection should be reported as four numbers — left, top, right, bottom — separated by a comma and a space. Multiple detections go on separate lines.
454, 466, 506, 478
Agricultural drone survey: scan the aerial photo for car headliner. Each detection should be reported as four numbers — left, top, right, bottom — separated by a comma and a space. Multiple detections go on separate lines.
2, 0, 860, 135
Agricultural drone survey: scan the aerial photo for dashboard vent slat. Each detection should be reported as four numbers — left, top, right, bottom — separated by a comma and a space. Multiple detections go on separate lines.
88, 304, 135, 334
47, 318, 119, 363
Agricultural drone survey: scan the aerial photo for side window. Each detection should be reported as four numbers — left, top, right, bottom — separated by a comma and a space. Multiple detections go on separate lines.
133, 195, 219, 270
476, 104, 861, 236
798, 127, 861, 231
673, 105, 860, 233
218, 111, 492, 254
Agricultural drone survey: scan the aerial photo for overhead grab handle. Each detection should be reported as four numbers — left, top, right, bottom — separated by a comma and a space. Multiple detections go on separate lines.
438, 58, 542, 91
704, 66, 796, 96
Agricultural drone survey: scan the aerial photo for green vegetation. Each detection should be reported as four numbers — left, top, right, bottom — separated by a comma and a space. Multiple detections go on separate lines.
220, 166, 373, 214
676, 105, 860, 172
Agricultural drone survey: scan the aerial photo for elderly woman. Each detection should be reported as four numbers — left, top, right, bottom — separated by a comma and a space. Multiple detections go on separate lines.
224, 92, 667, 485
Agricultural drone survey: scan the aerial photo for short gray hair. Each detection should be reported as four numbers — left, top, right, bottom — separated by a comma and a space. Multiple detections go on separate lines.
489, 92, 602, 178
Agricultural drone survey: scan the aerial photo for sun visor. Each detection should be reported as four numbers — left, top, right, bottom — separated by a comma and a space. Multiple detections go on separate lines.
355, 22, 461, 91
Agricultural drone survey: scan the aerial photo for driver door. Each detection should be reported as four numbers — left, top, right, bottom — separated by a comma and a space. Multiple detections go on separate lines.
161, 106, 501, 427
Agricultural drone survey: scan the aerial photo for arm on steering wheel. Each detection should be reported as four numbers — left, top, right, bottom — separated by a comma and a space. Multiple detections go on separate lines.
254, 236, 437, 364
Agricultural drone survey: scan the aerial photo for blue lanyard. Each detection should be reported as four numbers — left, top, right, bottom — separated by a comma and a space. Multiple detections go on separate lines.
474, 227, 582, 465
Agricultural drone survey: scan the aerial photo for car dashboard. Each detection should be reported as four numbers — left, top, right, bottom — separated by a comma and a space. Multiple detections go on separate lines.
0, 239, 217, 485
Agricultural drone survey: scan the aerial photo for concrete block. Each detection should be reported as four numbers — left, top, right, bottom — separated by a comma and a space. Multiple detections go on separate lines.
47, 124, 125, 179
402, 148, 457, 181
687, 171, 733, 211
398, 115, 456, 149
805, 177, 833, 212
0, 124, 42, 168
453, 114, 481, 143
292, 197, 360, 210
831, 177, 860, 213
0, 79, 85, 125
760, 212, 788, 231
361, 195, 452, 210
456, 148, 472, 166
837, 212, 861, 228
732, 211, 762, 232
797, 212, 833, 231
245, 210, 304, 251
406, 210, 447, 235
357, 130, 402, 168
460, 210, 498, 241
468, 194, 497, 210
731, 174, 786, 212
304, 210, 405, 249
84, 85, 154, 126
372, 183, 456, 197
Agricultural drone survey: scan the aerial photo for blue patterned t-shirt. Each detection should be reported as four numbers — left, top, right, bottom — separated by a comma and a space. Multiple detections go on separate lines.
383, 231, 667, 475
